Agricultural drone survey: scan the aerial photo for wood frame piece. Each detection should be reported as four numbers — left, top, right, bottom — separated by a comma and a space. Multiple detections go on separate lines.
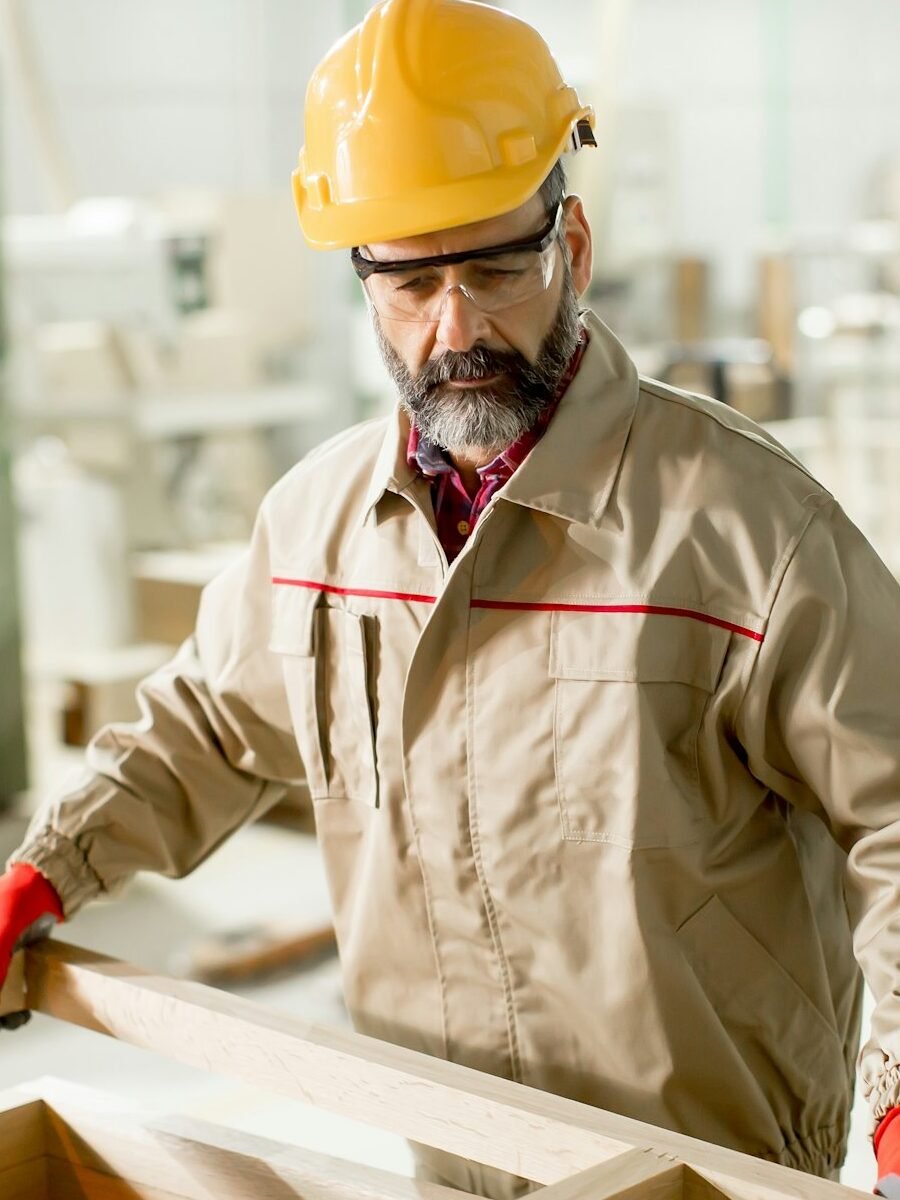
0, 1080, 469, 1200
0, 941, 869, 1200
535, 1148, 684, 1199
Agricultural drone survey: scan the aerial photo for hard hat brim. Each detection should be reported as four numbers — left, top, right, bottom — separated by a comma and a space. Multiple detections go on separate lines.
296, 109, 593, 251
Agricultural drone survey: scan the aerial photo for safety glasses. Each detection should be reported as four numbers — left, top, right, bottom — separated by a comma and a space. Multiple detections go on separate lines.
350, 204, 565, 323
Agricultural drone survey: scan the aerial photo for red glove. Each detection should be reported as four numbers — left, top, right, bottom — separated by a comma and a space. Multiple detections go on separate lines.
0, 863, 64, 1030
875, 1107, 900, 1197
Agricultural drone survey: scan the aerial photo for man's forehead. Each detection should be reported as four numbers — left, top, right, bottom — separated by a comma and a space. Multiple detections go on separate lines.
365, 195, 546, 262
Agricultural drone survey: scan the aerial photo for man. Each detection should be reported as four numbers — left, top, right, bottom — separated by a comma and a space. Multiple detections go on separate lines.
2, 1, 900, 1196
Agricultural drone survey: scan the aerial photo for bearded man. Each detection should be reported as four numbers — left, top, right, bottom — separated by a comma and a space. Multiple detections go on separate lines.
5, 3, 900, 1197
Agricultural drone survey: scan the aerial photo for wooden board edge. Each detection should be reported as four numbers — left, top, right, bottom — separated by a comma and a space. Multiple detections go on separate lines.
685, 1164, 870, 1200
0, 950, 27, 1017
0, 1092, 47, 1166
42, 1092, 467, 1200
534, 1149, 683, 1200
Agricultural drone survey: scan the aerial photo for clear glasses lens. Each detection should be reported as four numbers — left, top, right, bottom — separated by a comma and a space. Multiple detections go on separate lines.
364, 240, 558, 323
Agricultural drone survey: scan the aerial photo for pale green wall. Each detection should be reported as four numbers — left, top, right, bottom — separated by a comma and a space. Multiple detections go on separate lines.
0, 165, 28, 806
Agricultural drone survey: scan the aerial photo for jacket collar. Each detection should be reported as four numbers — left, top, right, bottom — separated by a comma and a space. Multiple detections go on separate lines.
498, 310, 638, 526
361, 309, 639, 529
361, 406, 416, 521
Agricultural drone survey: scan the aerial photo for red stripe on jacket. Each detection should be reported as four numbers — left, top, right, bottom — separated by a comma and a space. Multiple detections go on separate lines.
270, 577, 763, 642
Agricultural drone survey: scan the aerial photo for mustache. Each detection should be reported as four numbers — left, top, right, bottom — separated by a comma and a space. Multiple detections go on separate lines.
415, 345, 528, 391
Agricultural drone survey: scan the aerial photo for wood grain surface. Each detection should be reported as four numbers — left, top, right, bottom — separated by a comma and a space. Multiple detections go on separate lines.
7, 940, 870, 1200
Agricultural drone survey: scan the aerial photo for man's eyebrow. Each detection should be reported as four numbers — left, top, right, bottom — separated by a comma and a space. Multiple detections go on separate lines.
361, 237, 523, 267
358, 245, 414, 264
361, 245, 439, 265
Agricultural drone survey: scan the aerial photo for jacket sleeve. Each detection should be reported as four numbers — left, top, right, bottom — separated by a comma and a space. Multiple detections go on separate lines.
734, 493, 900, 1129
7, 498, 306, 917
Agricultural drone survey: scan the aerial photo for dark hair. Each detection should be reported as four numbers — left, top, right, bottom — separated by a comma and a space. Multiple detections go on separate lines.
539, 158, 568, 215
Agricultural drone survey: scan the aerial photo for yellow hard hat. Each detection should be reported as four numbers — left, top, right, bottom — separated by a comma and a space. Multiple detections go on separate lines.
292, 0, 596, 250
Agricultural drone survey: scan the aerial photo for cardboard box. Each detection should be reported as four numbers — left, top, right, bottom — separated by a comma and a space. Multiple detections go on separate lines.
59, 643, 173, 747
132, 546, 244, 646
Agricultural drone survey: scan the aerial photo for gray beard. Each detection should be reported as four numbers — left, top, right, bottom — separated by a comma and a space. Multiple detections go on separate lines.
374, 269, 582, 458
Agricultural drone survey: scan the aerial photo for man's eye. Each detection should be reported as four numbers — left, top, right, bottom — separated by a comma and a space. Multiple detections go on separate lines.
472, 265, 527, 284
392, 274, 434, 293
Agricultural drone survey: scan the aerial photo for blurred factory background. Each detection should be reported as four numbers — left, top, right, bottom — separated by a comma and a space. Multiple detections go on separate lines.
0, 0, 898, 1187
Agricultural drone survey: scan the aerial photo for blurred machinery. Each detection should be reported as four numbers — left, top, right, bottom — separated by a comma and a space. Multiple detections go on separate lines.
581, 124, 900, 578
0, 0, 339, 831
2, 185, 333, 979
764, 215, 900, 575
3, 192, 327, 750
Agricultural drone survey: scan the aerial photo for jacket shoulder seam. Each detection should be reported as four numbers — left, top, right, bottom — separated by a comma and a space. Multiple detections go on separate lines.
638, 376, 829, 497
731, 500, 831, 728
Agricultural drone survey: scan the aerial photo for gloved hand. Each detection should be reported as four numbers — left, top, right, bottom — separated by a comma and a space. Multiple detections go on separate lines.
0, 863, 64, 1030
875, 1107, 900, 1197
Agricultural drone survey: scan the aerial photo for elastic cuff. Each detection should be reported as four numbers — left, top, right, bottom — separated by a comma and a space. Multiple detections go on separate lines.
7, 829, 105, 918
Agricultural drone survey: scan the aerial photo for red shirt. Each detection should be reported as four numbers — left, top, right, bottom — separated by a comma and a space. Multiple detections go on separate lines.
407, 333, 588, 563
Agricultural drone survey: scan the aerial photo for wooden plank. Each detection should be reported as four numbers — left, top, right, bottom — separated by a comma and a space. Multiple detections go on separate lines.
0, 949, 27, 1016
683, 1166, 739, 1200
534, 1149, 683, 1199
22, 940, 866, 1199
42, 1096, 467, 1200
0, 1092, 46, 1166
23, 940, 628, 1185
47, 1157, 189, 1199
684, 1167, 863, 1200
0, 1157, 46, 1200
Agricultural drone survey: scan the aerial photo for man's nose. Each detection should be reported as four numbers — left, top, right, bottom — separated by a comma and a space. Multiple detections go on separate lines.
435, 286, 494, 354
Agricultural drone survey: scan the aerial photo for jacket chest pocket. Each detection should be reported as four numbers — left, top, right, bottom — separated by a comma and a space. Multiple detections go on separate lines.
550, 609, 730, 848
269, 586, 379, 807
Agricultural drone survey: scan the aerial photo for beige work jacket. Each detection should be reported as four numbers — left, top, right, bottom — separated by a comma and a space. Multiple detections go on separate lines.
14, 311, 900, 1191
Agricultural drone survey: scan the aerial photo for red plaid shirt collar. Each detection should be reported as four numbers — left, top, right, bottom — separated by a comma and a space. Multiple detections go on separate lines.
405, 330, 588, 562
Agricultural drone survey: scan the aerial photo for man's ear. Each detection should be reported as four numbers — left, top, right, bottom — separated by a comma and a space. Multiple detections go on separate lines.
562, 194, 593, 297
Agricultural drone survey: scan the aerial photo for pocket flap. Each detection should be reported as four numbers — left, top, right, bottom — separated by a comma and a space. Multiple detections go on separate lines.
550, 608, 731, 690
269, 583, 320, 656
